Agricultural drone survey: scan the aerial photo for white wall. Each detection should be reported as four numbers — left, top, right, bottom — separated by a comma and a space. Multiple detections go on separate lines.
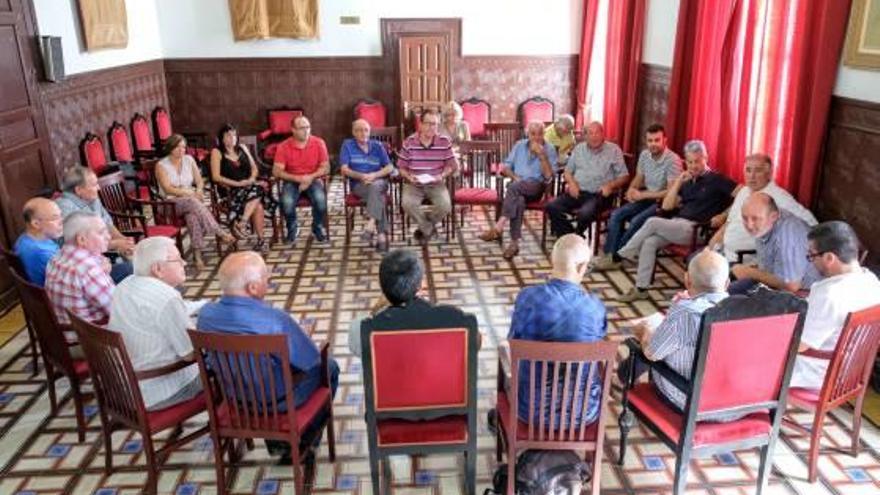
32, 0, 162, 75
834, 65, 880, 103
157, 0, 583, 58
642, 0, 679, 67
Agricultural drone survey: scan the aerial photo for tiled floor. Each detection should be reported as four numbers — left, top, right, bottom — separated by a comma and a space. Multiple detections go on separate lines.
0, 179, 879, 494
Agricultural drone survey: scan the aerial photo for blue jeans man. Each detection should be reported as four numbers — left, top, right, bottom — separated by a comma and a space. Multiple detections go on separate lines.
597, 200, 658, 267
280, 180, 328, 242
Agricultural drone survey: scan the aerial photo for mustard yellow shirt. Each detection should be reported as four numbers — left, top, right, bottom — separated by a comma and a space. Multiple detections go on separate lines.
544, 125, 575, 155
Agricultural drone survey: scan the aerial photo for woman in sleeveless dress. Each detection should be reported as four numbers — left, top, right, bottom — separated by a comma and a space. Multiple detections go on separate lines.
155, 134, 235, 270
209, 123, 277, 253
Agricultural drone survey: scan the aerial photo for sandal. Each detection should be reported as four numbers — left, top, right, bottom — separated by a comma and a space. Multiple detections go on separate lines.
230, 221, 248, 240
502, 243, 520, 261
254, 238, 269, 255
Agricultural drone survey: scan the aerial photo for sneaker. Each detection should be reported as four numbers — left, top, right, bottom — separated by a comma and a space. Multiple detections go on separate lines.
285, 225, 299, 245
313, 226, 328, 243
592, 255, 622, 271
413, 229, 428, 246
479, 228, 501, 242
375, 234, 389, 253
618, 287, 649, 302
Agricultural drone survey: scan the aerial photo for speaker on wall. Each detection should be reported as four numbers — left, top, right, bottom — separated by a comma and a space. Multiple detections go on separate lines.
38, 35, 64, 82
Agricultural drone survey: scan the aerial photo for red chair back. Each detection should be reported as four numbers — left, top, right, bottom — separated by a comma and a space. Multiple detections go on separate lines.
697, 313, 801, 416
131, 113, 155, 153
267, 107, 304, 136
460, 98, 491, 138
518, 97, 555, 126
369, 329, 469, 411
820, 304, 880, 407
152, 106, 173, 143
188, 331, 299, 435
509, 339, 617, 442
68, 313, 148, 430
354, 99, 387, 128
107, 121, 134, 162
80, 132, 110, 176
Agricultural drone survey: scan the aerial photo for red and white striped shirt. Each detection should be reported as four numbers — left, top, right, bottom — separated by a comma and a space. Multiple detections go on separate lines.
45, 245, 114, 325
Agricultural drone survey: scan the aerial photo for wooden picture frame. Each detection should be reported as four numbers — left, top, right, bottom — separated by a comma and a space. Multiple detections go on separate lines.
77, 0, 128, 51
844, 0, 880, 70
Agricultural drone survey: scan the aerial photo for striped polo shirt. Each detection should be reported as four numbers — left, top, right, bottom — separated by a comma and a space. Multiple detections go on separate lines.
397, 133, 455, 178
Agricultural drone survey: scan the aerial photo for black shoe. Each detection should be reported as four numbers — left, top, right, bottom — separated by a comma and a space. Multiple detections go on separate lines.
486, 408, 499, 435
285, 225, 299, 245
313, 226, 328, 243
413, 229, 427, 245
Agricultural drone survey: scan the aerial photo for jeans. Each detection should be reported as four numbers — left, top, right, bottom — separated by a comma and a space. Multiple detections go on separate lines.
280, 181, 327, 237
603, 200, 658, 255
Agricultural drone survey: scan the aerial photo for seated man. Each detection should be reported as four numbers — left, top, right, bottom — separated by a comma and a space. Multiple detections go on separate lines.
631, 250, 734, 418
108, 236, 202, 411
790, 221, 880, 388
507, 234, 606, 426
729, 192, 820, 294
45, 211, 115, 325
56, 166, 134, 283
14, 197, 63, 286
273, 115, 330, 243
397, 110, 458, 245
479, 120, 558, 259
545, 121, 629, 238
616, 140, 739, 302
707, 153, 816, 262
593, 124, 682, 270
544, 114, 576, 164
198, 251, 340, 462
339, 118, 394, 252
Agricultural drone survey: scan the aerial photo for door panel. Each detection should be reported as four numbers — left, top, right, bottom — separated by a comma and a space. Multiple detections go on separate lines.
398, 34, 450, 111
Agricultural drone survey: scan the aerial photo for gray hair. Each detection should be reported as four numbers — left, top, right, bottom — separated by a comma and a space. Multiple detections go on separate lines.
133, 236, 176, 276
556, 114, 575, 130
62, 211, 101, 244
526, 120, 545, 134
687, 250, 729, 293
442, 101, 463, 121
60, 166, 95, 193
219, 252, 267, 293
683, 139, 708, 157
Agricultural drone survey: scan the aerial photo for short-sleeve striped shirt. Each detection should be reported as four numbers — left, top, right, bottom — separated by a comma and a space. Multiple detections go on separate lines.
397, 133, 455, 178
755, 211, 820, 289
636, 148, 682, 191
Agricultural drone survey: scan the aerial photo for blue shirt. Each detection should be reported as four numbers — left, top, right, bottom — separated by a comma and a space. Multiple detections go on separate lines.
503, 139, 558, 181
14, 234, 60, 286
508, 279, 607, 427
197, 296, 321, 408
339, 138, 391, 186
756, 211, 820, 289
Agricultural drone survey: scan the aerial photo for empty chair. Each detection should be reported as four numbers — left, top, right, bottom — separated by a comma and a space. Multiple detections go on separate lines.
518, 97, 555, 127
459, 97, 491, 139
354, 98, 388, 127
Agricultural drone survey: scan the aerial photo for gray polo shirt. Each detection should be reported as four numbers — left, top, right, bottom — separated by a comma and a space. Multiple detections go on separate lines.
637, 148, 682, 191
565, 141, 628, 193
756, 211, 821, 289
55, 191, 114, 228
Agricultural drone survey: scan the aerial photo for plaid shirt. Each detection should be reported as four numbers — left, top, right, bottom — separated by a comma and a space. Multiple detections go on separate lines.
45, 245, 114, 324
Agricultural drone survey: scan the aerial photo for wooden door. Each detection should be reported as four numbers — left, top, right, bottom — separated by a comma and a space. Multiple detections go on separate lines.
398, 34, 450, 111
0, 0, 56, 308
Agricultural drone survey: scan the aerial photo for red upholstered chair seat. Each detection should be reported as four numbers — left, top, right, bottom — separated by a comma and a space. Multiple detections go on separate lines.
525, 197, 548, 209
377, 415, 468, 447
187, 147, 210, 163
73, 359, 90, 378
665, 244, 691, 258
787, 387, 822, 408
215, 387, 331, 434
146, 394, 206, 433
145, 225, 181, 238
263, 142, 280, 161
627, 383, 771, 447
496, 390, 598, 441
345, 193, 391, 207
454, 188, 499, 205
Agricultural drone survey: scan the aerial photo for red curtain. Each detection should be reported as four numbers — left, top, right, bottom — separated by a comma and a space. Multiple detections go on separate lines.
575, 0, 600, 129
666, 0, 852, 205
603, 0, 646, 154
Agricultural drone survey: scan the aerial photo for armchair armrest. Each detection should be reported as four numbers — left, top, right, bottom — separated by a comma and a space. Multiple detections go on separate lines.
622, 337, 691, 395
736, 249, 757, 264
136, 355, 196, 380
258, 129, 273, 141
319, 341, 331, 387
801, 347, 834, 360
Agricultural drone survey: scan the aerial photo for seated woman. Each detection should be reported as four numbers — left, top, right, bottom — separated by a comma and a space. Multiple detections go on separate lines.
439, 101, 471, 150
155, 133, 235, 269
339, 119, 394, 252
209, 123, 277, 254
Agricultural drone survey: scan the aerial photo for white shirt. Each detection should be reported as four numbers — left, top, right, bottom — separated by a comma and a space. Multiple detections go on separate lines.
789, 268, 880, 388
722, 182, 817, 261
108, 275, 199, 408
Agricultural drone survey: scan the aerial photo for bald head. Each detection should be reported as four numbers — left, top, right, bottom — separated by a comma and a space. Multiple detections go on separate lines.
687, 250, 729, 294
551, 234, 592, 281
22, 197, 63, 240
585, 121, 605, 148
218, 251, 269, 297
741, 192, 779, 238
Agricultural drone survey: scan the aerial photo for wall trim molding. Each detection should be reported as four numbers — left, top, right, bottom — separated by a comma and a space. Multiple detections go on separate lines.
39, 59, 166, 101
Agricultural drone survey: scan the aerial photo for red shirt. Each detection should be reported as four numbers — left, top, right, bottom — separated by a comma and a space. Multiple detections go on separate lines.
274, 136, 328, 175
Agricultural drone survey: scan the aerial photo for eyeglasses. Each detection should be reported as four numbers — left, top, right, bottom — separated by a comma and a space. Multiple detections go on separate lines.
164, 257, 186, 265
805, 251, 828, 262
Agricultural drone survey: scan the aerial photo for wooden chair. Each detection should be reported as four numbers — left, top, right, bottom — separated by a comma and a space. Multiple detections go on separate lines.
152, 106, 210, 163
370, 126, 400, 159
485, 123, 523, 161
587, 152, 635, 254
618, 288, 807, 494
452, 140, 504, 239
354, 98, 388, 128
519, 174, 558, 250
0, 246, 40, 375
459, 97, 492, 139
68, 314, 208, 495
96, 170, 185, 249
342, 175, 394, 243
361, 325, 479, 495
496, 339, 617, 495
271, 175, 331, 242
402, 101, 443, 140
784, 304, 880, 483
9, 269, 90, 441
257, 106, 305, 164
79, 132, 117, 177
130, 113, 159, 160
518, 97, 555, 127
187, 331, 336, 495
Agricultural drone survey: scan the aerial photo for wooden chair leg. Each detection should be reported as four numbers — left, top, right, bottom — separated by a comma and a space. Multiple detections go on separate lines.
807, 411, 825, 483
143, 440, 159, 495
495, 424, 503, 462
465, 445, 477, 495
292, 449, 304, 495
45, 363, 58, 413
382, 455, 393, 493
212, 434, 228, 495
506, 444, 516, 495
673, 448, 691, 495
852, 393, 866, 456
326, 405, 337, 462
72, 383, 86, 442
102, 420, 114, 475
26, 326, 39, 376
618, 408, 633, 465
756, 436, 779, 495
